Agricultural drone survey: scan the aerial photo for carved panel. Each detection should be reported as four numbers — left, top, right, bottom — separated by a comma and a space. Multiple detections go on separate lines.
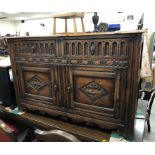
80, 81, 109, 101
70, 59, 128, 68
12, 41, 56, 55
64, 39, 128, 57
71, 69, 116, 110
21, 67, 53, 99
27, 74, 47, 93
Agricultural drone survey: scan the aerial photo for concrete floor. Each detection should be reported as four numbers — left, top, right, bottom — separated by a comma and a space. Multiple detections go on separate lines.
143, 100, 155, 142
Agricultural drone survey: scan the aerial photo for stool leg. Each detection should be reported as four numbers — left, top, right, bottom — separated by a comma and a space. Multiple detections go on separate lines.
53, 18, 56, 34
73, 17, 77, 33
81, 17, 85, 32
65, 18, 68, 33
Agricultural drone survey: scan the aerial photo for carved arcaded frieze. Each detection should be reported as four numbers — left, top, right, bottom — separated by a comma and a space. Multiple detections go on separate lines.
13, 41, 56, 55
64, 39, 129, 57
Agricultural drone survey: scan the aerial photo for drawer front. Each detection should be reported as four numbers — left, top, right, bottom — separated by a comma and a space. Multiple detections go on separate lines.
11, 40, 57, 65
63, 38, 129, 58
69, 67, 126, 121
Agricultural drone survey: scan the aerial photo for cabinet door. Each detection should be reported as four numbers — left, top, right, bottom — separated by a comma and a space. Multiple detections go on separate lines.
68, 67, 125, 121
17, 64, 57, 108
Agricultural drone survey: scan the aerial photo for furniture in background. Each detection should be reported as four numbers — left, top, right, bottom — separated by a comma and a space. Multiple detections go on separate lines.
139, 31, 155, 133
134, 99, 148, 142
52, 12, 85, 34
148, 32, 155, 87
34, 129, 80, 142
7, 30, 144, 140
0, 57, 16, 107
0, 37, 8, 57
0, 118, 31, 142
139, 87, 155, 132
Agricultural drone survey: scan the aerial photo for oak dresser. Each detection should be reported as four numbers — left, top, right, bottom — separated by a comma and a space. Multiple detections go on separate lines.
7, 31, 144, 140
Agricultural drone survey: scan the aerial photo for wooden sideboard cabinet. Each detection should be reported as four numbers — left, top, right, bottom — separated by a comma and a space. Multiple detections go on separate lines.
7, 31, 144, 140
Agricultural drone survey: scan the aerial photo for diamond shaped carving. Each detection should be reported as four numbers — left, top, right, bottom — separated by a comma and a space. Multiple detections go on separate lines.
80, 81, 109, 101
27, 74, 47, 92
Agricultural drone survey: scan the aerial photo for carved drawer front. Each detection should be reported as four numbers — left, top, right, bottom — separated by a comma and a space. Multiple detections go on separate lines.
69, 68, 124, 119
63, 38, 128, 58
17, 65, 56, 107
12, 40, 56, 57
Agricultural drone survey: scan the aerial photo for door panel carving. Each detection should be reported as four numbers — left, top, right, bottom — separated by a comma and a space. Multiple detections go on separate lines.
69, 68, 123, 119
18, 65, 55, 105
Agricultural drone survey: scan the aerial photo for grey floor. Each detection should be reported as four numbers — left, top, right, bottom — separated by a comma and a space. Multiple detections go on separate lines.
143, 100, 155, 142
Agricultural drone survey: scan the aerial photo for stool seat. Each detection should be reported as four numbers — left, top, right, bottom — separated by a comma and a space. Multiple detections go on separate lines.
52, 12, 85, 34
52, 12, 84, 19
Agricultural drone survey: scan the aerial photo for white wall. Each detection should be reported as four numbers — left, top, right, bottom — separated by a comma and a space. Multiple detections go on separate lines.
0, 20, 16, 36
14, 14, 95, 36
13, 12, 149, 37
14, 13, 127, 36
1, 12, 155, 37
14, 18, 53, 36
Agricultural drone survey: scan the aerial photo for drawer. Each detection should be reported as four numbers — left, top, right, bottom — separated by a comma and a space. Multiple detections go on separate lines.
12, 40, 56, 56
63, 38, 129, 58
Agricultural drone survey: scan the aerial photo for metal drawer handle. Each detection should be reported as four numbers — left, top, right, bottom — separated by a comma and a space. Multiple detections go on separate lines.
67, 86, 71, 94
31, 46, 35, 53
90, 43, 95, 55
54, 84, 58, 91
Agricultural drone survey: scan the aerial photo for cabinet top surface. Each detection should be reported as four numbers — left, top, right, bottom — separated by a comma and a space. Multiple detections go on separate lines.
7, 30, 145, 40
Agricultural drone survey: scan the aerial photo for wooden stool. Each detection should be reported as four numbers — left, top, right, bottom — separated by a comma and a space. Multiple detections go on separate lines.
52, 12, 85, 34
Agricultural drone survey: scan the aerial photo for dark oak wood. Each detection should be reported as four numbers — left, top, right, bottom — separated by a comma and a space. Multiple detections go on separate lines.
7, 31, 144, 140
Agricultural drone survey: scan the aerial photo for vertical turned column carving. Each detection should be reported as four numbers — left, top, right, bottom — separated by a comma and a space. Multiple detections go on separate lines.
14, 44, 17, 53
84, 42, 88, 56
98, 42, 102, 55
65, 43, 69, 55
45, 43, 49, 55
105, 42, 109, 56
40, 43, 44, 54
77, 42, 82, 55
50, 43, 54, 55
71, 43, 76, 55
120, 42, 126, 56
35, 43, 39, 54
112, 42, 117, 56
